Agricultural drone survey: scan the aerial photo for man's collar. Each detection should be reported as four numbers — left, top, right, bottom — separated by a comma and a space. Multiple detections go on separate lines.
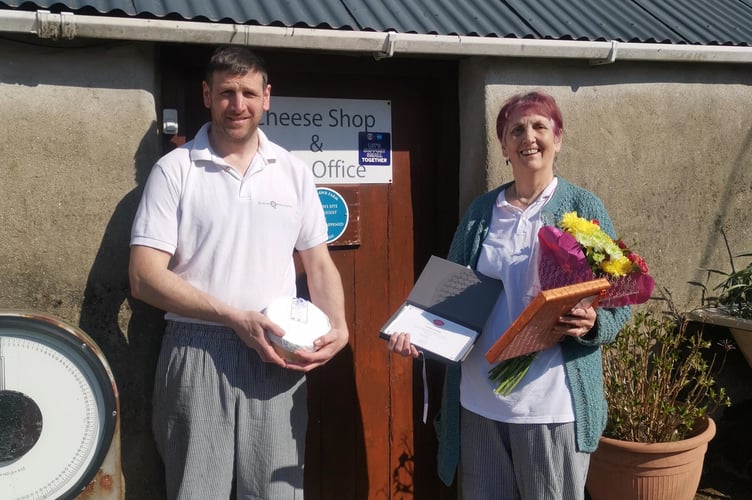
189, 123, 278, 167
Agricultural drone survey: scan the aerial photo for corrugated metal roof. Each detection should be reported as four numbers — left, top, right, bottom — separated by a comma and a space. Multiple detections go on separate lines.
505, 0, 681, 43
635, 0, 752, 45
338, 0, 532, 36
1, 0, 751, 46
151, 0, 360, 28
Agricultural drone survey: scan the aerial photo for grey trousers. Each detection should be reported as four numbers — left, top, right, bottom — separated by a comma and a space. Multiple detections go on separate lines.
152, 321, 307, 500
460, 407, 590, 500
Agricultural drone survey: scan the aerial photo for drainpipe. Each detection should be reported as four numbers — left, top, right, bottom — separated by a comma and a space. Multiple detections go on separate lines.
1, 10, 751, 64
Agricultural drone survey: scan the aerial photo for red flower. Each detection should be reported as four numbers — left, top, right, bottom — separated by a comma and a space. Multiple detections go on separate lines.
628, 252, 649, 273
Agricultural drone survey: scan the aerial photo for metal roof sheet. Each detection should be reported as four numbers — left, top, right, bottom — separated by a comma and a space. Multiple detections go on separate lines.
338, 0, 532, 36
635, 0, 752, 45
1, 0, 750, 46
505, 0, 681, 43
146, 0, 359, 28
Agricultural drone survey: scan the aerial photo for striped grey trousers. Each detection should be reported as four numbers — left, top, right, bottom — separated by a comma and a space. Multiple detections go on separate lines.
460, 407, 590, 500
152, 321, 307, 500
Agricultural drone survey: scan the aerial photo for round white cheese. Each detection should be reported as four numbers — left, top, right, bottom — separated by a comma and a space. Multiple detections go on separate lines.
264, 297, 330, 360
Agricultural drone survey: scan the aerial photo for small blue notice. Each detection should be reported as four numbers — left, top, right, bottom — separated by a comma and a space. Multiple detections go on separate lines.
317, 188, 349, 243
358, 132, 391, 166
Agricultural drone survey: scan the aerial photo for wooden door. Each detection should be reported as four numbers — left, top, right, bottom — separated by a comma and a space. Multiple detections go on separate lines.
159, 46, 459, 499
302, 156, 414, 499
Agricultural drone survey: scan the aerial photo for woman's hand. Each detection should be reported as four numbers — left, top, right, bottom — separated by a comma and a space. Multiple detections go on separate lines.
555, 304, 597, 338
387, 332, 421, 358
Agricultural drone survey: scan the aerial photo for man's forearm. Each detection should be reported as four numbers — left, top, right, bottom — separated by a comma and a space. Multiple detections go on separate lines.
308, 266, 347, 332
129, 245, 233, 325
300, 245, 348, 335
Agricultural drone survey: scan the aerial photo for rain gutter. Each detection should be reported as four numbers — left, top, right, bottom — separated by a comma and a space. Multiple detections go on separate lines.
1, 10, 751, 64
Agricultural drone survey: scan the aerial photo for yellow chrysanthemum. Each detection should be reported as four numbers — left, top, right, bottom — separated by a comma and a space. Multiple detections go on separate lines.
601, 256, 634, 277
561, 212, 599, 238
558, 212, 634, 278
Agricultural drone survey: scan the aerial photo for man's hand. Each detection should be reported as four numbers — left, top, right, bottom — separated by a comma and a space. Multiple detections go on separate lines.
285, 325, 349, 372
225, 310, 288, 367
294, 243, 350, 372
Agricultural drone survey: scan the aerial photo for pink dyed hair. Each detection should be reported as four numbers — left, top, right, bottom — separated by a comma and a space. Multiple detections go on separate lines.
496, 91, 564, 141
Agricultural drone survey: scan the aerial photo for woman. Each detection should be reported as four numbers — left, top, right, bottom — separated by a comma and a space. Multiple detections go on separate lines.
388, 91, 630, 499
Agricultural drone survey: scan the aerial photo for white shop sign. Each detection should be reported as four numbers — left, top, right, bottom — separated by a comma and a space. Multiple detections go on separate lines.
261, 97, 393, 184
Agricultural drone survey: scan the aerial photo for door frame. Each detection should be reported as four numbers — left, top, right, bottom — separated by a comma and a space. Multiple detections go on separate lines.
157, 44, 460, 499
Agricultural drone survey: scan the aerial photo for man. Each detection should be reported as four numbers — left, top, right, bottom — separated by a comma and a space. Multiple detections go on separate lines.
129, 45, 348, 499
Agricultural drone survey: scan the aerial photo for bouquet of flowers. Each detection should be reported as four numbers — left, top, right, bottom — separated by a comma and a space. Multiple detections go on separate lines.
488, 212, 654, 395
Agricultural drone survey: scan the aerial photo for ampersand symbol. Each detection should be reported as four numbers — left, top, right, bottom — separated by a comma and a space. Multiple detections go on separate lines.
310, 135, 323, 152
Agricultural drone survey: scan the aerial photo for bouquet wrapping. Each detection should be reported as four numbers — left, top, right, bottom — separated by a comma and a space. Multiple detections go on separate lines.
488, 212, 654, 395
537, 223, 654, 307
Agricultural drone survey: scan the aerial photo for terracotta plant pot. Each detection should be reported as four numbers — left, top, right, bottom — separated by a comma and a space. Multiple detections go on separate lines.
586, 418, 716, 500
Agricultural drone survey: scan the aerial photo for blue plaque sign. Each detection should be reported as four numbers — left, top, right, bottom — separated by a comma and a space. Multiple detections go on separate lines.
317, 187, 349, 243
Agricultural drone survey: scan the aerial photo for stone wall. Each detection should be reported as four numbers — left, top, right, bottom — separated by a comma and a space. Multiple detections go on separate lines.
0, 39, 165, 498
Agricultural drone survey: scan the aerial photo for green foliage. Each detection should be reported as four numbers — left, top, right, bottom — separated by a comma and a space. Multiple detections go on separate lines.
693, 228, 752, 319
712, 259, 752, 319
602, 303, 731, 443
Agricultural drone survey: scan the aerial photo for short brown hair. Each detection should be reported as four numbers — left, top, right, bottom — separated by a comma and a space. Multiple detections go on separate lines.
205, 45, 268, 88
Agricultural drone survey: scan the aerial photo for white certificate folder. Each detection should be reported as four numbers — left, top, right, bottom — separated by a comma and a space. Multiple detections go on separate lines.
380, 255, 503, 363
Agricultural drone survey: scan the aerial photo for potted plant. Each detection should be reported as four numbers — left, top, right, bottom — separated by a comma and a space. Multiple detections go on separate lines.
586, 293, 732, 500
688, 228, 752, 367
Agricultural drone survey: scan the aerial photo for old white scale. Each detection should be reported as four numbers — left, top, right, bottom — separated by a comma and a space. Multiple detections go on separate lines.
0, 311, 123, 500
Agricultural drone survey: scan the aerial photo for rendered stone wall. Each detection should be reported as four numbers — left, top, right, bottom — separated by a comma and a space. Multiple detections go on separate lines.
0, 39, 165, 498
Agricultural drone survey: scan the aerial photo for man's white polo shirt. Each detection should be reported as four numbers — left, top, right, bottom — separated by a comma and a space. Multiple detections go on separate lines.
131, 123, 328, 324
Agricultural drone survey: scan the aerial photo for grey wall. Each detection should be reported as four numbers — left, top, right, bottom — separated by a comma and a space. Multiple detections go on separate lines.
0, 39, 159, 316
459, 57, 752, 310
0, 39, 165, 497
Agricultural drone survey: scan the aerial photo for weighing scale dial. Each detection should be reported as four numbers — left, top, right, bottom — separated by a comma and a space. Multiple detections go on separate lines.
0, 312, 117, 500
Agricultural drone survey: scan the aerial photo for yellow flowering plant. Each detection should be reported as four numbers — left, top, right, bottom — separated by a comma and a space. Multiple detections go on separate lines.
539, 212, 653, 308
560, 212, 636, 277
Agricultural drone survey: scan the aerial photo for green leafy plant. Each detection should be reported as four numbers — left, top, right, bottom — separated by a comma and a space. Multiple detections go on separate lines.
693, 228, 752, 319
601, 293, 731, 443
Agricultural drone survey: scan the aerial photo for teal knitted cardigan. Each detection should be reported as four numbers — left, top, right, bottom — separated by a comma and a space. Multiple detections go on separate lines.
436, 177, 632, 486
